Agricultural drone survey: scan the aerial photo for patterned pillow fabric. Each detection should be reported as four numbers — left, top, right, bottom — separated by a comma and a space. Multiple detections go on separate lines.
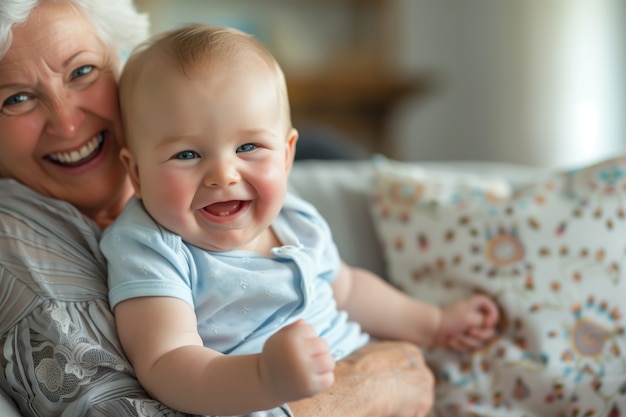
370, 156, 626, 417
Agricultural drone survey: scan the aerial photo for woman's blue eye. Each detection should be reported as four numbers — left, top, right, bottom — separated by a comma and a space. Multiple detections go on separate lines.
3, 93, 28, 107
236, 143, 257, 153
175, 150, 199, 160
71, 65, 93, 80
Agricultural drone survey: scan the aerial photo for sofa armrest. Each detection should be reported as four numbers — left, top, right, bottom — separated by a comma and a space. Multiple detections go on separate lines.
289, 160, 386, 277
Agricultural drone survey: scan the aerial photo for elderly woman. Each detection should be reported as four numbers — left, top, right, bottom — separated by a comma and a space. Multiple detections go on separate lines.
0, 1, 433, 416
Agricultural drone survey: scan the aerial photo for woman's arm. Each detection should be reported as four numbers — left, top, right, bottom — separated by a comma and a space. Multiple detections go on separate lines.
289, 341, 434, 417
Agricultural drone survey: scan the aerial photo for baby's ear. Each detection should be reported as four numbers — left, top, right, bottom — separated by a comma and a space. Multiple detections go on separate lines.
119, 148, 142, 198
285, 128, 299, 173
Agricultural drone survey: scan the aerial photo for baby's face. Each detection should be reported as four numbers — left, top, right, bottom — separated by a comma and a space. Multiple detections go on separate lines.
124, 60, 297, 253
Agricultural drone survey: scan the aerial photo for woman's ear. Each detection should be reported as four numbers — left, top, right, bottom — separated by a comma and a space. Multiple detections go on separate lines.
119, 148, 142, 198
285, 128, 299, 173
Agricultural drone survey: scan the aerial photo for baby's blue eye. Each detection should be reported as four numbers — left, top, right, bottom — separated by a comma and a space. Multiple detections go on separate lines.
175, 150, 199, 160
71, 65, 93, 80
237, 143, 257, 153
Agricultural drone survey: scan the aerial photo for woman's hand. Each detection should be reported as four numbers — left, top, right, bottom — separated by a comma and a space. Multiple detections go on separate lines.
288, 341, 434, 417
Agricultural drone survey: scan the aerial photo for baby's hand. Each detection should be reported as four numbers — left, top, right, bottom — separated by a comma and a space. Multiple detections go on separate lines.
433, 294, 500, 351
259, 319, 335, 403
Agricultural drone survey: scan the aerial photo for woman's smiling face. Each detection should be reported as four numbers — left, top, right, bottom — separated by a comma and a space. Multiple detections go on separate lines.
0, 2, 131, 224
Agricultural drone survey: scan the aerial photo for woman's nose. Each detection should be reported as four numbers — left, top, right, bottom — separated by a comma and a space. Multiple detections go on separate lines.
204, 159, 241, 188
45, 94, 85, 138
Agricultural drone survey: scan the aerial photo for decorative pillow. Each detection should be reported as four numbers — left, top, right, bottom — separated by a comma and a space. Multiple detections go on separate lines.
370, 156, 626, 416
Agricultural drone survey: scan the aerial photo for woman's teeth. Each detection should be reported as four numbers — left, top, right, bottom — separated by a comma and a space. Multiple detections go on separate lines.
47, 134, 104, 165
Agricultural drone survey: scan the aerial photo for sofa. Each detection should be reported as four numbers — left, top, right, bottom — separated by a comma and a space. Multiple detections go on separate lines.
4, 155, 626, 416
290, 157, 626, 416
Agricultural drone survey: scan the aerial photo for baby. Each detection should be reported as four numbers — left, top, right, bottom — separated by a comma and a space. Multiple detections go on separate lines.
100, 24, 500, 415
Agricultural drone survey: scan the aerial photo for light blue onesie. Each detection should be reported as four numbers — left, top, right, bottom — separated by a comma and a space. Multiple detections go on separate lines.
102, 193, 369, 360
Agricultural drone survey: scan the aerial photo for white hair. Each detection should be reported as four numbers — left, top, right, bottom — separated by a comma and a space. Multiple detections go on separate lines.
0, 0, 150, 60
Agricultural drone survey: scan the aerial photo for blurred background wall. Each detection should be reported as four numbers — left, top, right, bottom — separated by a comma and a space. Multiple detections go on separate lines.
134, 0, 626, 168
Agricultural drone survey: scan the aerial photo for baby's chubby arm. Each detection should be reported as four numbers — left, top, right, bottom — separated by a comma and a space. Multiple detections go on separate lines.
114, 297, 335, 416
331, 262, 499, 350
331, 262, 442, 346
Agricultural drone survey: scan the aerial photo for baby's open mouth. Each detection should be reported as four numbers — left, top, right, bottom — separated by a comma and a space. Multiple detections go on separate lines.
204, 200, 245, 217
45, 133, 104, 166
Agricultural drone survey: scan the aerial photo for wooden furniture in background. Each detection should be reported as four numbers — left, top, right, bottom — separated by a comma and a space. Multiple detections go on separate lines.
287, 71, 430, 155
281, 0, 432, 155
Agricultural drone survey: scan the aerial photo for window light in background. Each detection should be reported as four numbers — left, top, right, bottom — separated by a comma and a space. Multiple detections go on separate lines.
390, 0, 626, 168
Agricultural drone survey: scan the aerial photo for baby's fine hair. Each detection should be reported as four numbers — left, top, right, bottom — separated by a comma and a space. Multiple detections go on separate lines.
0, 0, 150, 60
119, 24, 292, 142
127, 24, 283, 79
